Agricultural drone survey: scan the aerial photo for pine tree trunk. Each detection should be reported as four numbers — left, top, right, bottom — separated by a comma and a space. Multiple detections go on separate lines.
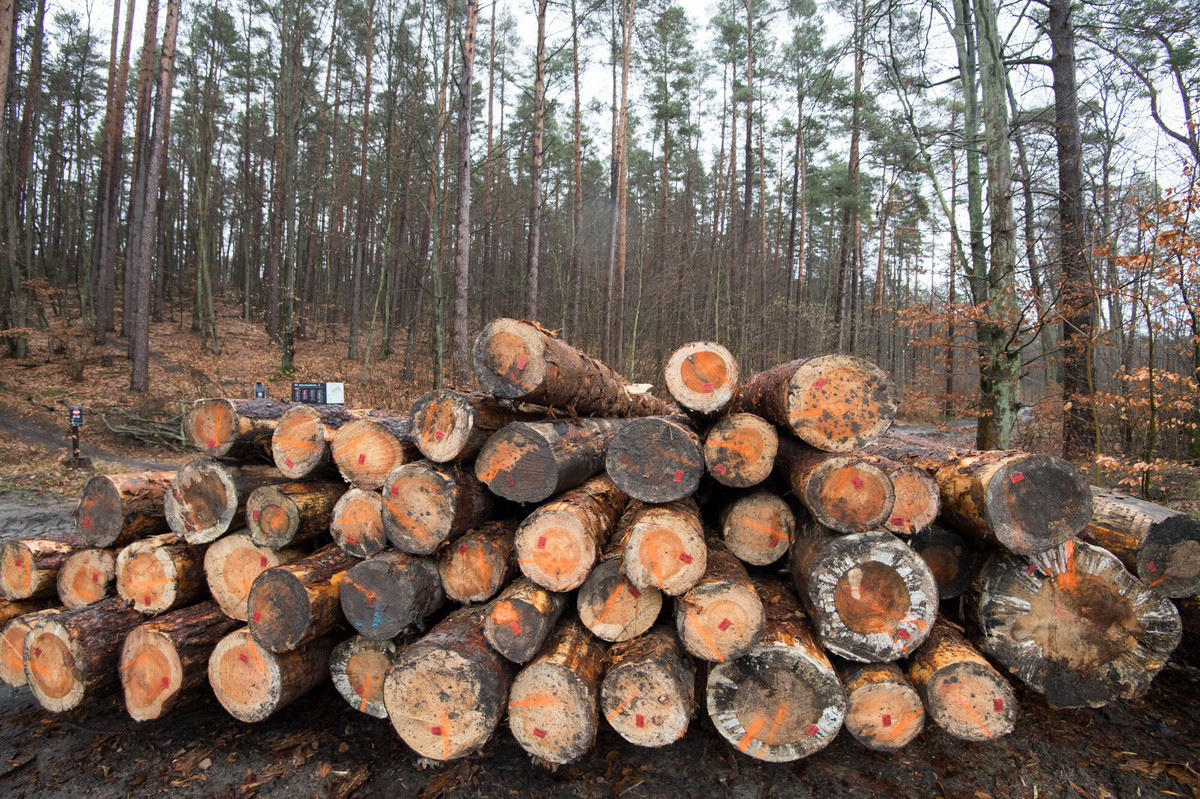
76, 471, 175, 548
339, 549, 444, 640
775, 438, 895, 533
605, 416, 704, 503
577, 515, 662, 643
246, 481, 347, 548
381, 461, 493, 555
208, 628, 334, 722
115, 533, 208, 615
165, 458, 291, 544
663, 341, 741, 415
0, 533, 87, 600
514, 475, 627, 592
477, 418, 632, 503
674, 540, 764, 663
57, 549, 118, 609
184, 398, 294, 461
484, 576, 568, 664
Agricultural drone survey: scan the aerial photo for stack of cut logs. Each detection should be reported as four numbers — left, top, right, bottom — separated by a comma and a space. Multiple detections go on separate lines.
1, 317, 1196, 765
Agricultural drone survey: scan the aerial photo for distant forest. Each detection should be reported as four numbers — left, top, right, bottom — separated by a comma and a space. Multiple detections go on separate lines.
0, 0, 1196, 464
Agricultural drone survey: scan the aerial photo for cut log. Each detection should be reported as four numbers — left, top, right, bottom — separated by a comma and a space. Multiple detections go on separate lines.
907, 620, 1017, 741
484, 577, 569, 663
706, 580, 846, 762
0, 532, 87, 600
164, 457, 290, 545
116, 534, 208, 615
605, 416, 704, 504
330, 488, 387, 558
514, 475, 627, 591
1079, 486, 1200, 598
838, 661, 925, 752
476, 417, 631, 503
410, 389, 541, 463
719, 489, 794, 566
330, 412, 419, 490
118, 600, 241, 721
437, 519, 518, 604
866, 435, 1093, 556
204, 533, 304, 621
57, 548, 117, 610
775, 438, 895, 534
600, 626, 694, 747
674, 540, 764, 663
0, 605, 56, 686
663, 341, 741, 415
857, 456, 941, 536
620, 499, 707, 596
208, 627, 334, 722
185, 397, 293, 460
246, 480, 346, 548
248, 544, 358, 652
507, 619, 606, 764
702, 413, 778, 488
789, 524, 937, 662
736, 355, 896, 452
23, 597, 148, 712
383, 605, 514, 760
331, 634, 397, 718
577, 521, 663, 643
271, 404, 362, 479
340, 550, 445, 640
382, 461, 494, 556
909, 525, 976, 600
974, 539, 1182, 708
472, 318, 678, 416
76, 471, 174, 547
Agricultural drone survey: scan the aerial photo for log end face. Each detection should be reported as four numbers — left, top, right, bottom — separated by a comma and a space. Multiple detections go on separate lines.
0, 617, 34, 686
166, 458, 236, 543
209, 628, 281, 722
477, 424, 558, 503
677, 584, 765, 663
331, 637, 395, 718
411, 390, 474, 463
331, 489, 386, 559
786, 356, 896, 452
332, 420, 412, 489
665, 342, 740, 413
989, 455, 1092, 555
385, 647, 501, 761
703, 414, 778, 488
601, 660, 691, 747
843, 680, 925, 751
248, 571, 313, 652
0, 541, 36, 600
626, 510, 707, 596
247, 487, 300, 548
722, 491, 794, 566
578, 565, 663, 643
884, 466, 941, 535
809, 458, 895, 533
606, 419, 703, 504
473, 319, 546, 399
120, 627, 183, 721
517, 511, 596, 592
1138, 517, 1200, 598
205, 534, 279, 621
340, 558, 419, 640
272, 406, 326, 478
25, 622, 84, 712
383, 464, 456, 555
926, 662, 1016, 741
117, 544, 178, 615
77, 476, 124, 546
186, 398, 238, 457
59, 549, 116, 610
508, 663, 597, 764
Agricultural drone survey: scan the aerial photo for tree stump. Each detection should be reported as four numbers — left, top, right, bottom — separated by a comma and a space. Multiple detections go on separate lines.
0, 605, 56, 686
663, 341, 741, 415
248, 544, 359, 652
382, 461, 493, 555
119, 600, 240, 721
76, 471, 174, 547
271, 404, 361, 479
204, 533, 304, 621
0, 532, 86, 600
909, 525, 976, 600
736, 355, 896, 452
674, 540, 764, 663
164, 458, 290, 545
330, 634, 396, 718
577, 520, 663, 644
600, 626, 694, 747
339, 549, 445, 640
719, 489, 795, 566
383, 605, 514, 760
789, 524, 937, 662
974, 539, 1182, 708
702, 413, 778, 488
620, 499, 707, 596
208, 627, 334, 722
838, 661, 925, 751
605, 416, 704, 504
410, 389, 540, 463
330, 488, 387, 558
484, 577, 569, 664
184, 397, 293, 460
57, 548, 117, 610
476, 418, 631, 503
246, 480, 346, 548
330, 412, 419, 490
507, 619, 606, 764
438, 519, 518, 604
907, 620, 1017, 741
116, 534, 209, 615
775, 438, 895, 533
514, 475, 627, 591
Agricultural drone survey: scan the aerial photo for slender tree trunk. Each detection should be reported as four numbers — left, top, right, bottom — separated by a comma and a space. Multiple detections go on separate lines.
524, 0, 548, 322
451, 0, 478, 385
569, 0, 583, 343
615, 0, 635, 368
123, 0, 161, 343
348, 0, 376, 361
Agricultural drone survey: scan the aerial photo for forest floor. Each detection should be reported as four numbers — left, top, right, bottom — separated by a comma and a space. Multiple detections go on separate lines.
1, 307, 1199, 797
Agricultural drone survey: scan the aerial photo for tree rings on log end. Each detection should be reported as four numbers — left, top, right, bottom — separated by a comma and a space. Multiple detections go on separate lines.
0, 609, 58, 686
205, 534, 293, 621
703, 414, 778, 488
784, 355, 896, 452
622, 503, 707, 596
925, 660, 1016, 742
383, 462, 488, 556
484, 579, 567, 664
476, 422, 567, 503
0, 540, 46, 600
163, 458, 239, 543
981, 454, 1092, 555
472, 318, 548, 399
116, 537, 189, 614
516, 508, 600, 592
1138, 516, 1200, 598
675, 575, 764, 663
24, 619, 86, 712
58, 549, 116, 610
331, 419, 414, 490
882, 465, 940, 535
664, 342, 740, 414
248, 570, 316, 652
119, 626, 184, 721
331, 635, 396, 718
410, 390, 480, 463
209, 628, 283, 722
720, 490, 794, 566
601, 628, 694, 747
331, 489, 386, 558
271, 406, 330, 479
839, 662, 925, 751
508, 661, 598, 764
246, 486, 303, 548
340, 553, 444, 640
184, 398, 240, 458
577, 560, 663, 643
802, 456, 895, 533
605, 417, 703, 504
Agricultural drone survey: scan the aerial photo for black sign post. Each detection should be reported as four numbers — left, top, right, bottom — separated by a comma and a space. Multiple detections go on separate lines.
68, 405, 83, 463
254, 382, 266, 399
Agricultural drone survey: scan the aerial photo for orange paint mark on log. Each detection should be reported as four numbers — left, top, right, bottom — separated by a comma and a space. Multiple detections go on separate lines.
691, 609, 725, 663
509, 693, 561, 708
737, 716, 766, 752
595, 583, 626, 624
491, 601, 519, 626
271, 434, 320, 454
359, 674, 372, 713
441, 710, 452, 760
764, 702, 789, 745
605, 694, 632, 723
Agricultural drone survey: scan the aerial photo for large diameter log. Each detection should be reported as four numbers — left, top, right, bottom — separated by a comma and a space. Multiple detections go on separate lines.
76, 471, 174, 547
116, 534, 208, 615
484, 577, 568, 664
910, 525, 976, 600
0, 532, 86, 600
719, 489, 794, 566
382, 461, 493, 555
472, 318, 677, 417
330, 412, 419, 490
208, 628, 333, 722
514, 475, 627, 591
674, 541, 764, 663
331, 488, 387, 558
340, 550, 445, 640
736, 355, 896, 452
702, 413, 777, 488
119, 600, 241, 721
605, 416, 704, 504
23, 597, 148, 712
507, 620, 606, 765
867, 436, 1093, 556
271, 404, 362, 479
185, 397, 293, 460
0, 606, 57, 686
246, 480, 346, 548
410, 389, 541, 463
577, 521, 663, 644
438, 520, 518, 604
248, 544, 358, 652
775, 439, 895, 533
57, 548, 117, 609
1080, 487, 1200, 598
164, 458, 291, 544
600, 626, 694, 747
204, 533, 304, 621
663, 341, 740, 415
706, 581, 846, 762
907, 621, 1017, 742
383, 605, 514, 760
789, 525, 937, 662
476, 418, 631, 503
838, 661, 925, 752
331, 634, 396, 718
974, 539, 1182, 708
621, 499, 707, 596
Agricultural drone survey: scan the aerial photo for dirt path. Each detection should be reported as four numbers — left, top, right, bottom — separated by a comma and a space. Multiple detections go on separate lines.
0, 410, 168, 473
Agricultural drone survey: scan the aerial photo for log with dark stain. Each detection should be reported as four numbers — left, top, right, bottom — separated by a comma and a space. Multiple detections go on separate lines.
330, 488, 387, 558
247, 544, 359, 652
330, 634, 396, 718
246, 480, 346, 548
76, 471, 175, 548
600, 626, 695, 747
382, 461, 494, 555
484, 577, 568, 664
606, 416, 704, 503
339, 549, 445, 640
164, 458, 291, 545
909, 525, 976, 599
185, 397, 293, 461
477, 417, 631, 503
